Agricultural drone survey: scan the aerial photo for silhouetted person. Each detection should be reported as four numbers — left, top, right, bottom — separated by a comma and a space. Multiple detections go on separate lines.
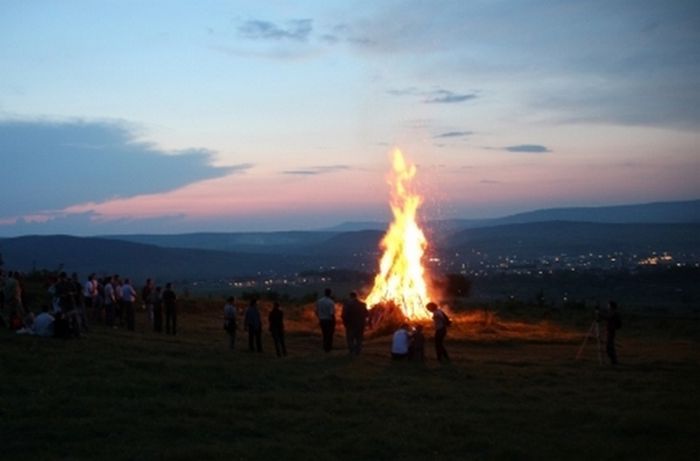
244, 298, 262, 352
122, 278, 137, 331
104, 276, 116, 327
83, 273, 97, 323
604, 301, 622, 365
152, 286, 163, 333
409, 324, 425, 361
72, 272, 88, 333
341, 291, 368, 355
427, 302, 450, 362
142, 278, 155, 326
268, 302, 286, 357
315, 288, 336, 352
163, 283, 177, 335
224, 296, 237, 350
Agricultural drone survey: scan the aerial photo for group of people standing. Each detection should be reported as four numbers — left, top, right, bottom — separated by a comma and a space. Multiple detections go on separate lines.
75, 273, 178, 335
314, 288, 452, 362
1, 269, 178, 338
221, 288, 452, 362
224, 296, 287, 357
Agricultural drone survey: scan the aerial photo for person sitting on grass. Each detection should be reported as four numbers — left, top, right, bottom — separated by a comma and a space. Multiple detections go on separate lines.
391, 323, 411, 360
33, 305, 55, 337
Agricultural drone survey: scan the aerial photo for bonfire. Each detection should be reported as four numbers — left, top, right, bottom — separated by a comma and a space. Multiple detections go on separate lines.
365, 149, 434, 321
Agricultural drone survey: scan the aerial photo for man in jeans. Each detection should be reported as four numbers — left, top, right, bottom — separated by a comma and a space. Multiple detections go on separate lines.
315, 288, 336, 352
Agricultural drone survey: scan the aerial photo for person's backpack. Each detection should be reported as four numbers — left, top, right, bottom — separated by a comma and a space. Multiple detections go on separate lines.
441, 310, 452, 327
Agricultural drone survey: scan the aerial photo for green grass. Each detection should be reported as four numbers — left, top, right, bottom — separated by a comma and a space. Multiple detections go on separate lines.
1, 303, 698, 460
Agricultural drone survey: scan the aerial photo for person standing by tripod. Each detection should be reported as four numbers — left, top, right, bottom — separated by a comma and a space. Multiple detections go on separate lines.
602, 301, 622, 365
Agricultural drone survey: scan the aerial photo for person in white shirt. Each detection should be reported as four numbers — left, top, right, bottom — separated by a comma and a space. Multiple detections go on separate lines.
391, 324, 411, 360
33, 305, 55, 337
83, 273, 97, 320
104, 276, 116, 327
315, 288, 336, 352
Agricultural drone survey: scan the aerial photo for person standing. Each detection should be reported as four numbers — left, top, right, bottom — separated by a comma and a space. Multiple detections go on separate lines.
341, 291, 368, 355
244, 298, 262, 352
224, 296, 237, 350
163, 283, 177, 335
142, 278, 155, 327
121, 278, 137, 331
104, 276, 116, 328
268, 302, 286, 357
114, 275, 124, 327
4, 271, 24, 317
151, 286, 163, 333
426, 302, 450, 362
72, 272, 88, 334
83, 273, 97, 322
315, 288, 336, 352
604, 301, 622, 365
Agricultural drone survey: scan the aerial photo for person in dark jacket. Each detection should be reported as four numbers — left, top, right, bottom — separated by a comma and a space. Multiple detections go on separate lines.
604, 301, 622, 365
244, 298, 263, 352
268, 302, 286, 357
427, 302, 449, 362
162, 283, 177, 335
341, 291, 368, 355
151, 286, 163, 333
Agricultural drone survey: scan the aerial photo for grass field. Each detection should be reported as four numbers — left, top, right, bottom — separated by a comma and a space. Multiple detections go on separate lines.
1, 302, 698, 460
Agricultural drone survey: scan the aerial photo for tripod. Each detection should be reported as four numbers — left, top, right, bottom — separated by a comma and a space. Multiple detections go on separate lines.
576, 319, 603, 364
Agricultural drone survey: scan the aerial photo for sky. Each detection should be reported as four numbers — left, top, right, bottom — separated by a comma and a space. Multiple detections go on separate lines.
1, 0, 699, 236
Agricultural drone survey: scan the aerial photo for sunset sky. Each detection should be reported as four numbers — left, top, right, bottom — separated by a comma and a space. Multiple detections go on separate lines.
1, 0, 698, 236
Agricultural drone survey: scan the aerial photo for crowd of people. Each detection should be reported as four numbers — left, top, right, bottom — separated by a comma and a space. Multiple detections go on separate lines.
0, 269, 179, 338
1, 269, 623, 365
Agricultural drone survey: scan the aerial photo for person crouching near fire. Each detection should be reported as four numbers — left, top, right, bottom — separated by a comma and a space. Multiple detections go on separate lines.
391, 323, 411, 360
426, 302, 450, 362
409, 324, 425, 361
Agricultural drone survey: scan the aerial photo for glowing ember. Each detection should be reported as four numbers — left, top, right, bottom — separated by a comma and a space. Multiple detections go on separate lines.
365, 149, 432, 320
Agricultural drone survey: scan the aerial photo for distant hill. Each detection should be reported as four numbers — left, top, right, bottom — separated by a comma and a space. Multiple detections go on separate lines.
0, 235, 307, 281
101, 231, 336, 254
483, 199, 700, 227
3, 204, 699, 282
446, 221, 700, 258
321, 221, 388, 232
327, 199, 700, 233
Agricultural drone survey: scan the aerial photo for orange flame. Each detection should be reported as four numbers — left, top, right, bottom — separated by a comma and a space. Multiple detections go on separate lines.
365, 149, 432, 320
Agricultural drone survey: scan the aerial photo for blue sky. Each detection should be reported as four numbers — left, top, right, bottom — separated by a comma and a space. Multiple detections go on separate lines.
1, 0, 698, 236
